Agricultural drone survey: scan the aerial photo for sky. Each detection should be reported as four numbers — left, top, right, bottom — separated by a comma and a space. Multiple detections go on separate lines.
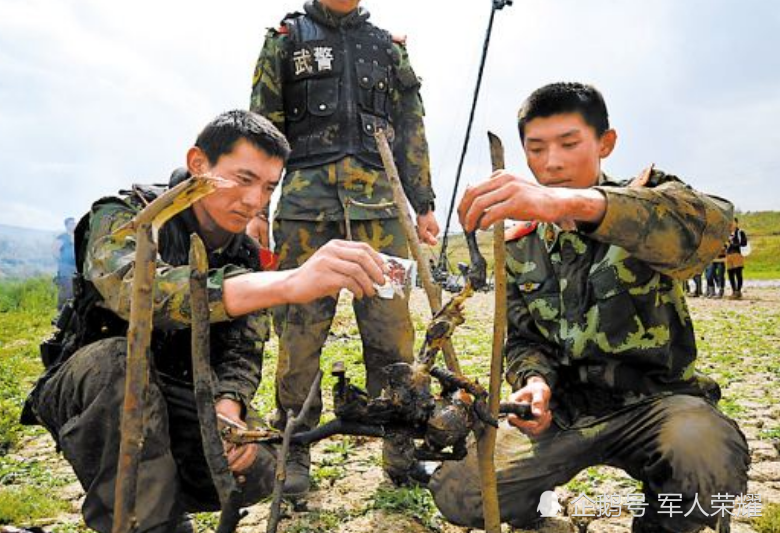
1, 0, 778, 232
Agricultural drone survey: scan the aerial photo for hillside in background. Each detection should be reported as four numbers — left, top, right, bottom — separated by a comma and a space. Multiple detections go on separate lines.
0, 225, 58, 279
437, 210, 780, 280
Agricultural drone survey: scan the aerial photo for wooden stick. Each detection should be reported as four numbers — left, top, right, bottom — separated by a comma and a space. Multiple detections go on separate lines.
375, 130, 461, 374
112, 176, 219, 533
266, 370, 323, 533
190, 234, 244, 533
475, 131, 508, 533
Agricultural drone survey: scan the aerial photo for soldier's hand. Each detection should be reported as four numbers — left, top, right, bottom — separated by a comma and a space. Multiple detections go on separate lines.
458, 171, 558, 232
416, 211, 439, 245
215, 398, 259, 475
287, 240, 387, 302
507, 376, 552, 437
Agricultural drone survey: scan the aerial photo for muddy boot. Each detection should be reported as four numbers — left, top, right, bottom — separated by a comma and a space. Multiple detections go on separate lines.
717, 287, 724, 298
283, 444, 311, 498
382, 433, 433, 487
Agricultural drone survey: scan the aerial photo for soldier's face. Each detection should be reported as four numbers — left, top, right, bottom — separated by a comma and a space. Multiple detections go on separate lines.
523, 112, 616, 189
189, 140, 283, 234
321, 0, 360, 14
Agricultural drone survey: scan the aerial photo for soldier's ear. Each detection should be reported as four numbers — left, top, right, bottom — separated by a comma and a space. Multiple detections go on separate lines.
187, 146, 211, 176
598, 129, 617, 159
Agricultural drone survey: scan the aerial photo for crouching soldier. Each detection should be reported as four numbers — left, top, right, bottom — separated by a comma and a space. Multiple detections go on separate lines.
21, 110, 389, 533
428, 83, 750, 532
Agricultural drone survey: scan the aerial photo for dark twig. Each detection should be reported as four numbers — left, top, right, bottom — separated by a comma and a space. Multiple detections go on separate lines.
266, 370, 323, 533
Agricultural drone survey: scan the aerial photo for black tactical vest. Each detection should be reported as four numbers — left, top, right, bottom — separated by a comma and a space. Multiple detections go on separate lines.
281, 4, 398, 170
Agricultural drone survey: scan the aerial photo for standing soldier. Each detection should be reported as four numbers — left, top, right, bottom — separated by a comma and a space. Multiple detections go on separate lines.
250, 0, 438, 495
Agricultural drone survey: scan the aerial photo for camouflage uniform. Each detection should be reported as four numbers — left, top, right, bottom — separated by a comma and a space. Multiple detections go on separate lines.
429, 171, 750, 532
250, 0, 434, 437
23, 171, 276, 533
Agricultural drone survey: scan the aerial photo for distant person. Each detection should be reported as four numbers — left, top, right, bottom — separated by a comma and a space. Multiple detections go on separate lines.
725, 217, 748, 299
52, 217, 76, 310
686, 269, 703, 297
705, 245, 727, 298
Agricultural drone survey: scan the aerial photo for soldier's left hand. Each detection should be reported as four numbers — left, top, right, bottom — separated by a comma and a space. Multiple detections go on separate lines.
416, 211, 440, 245
459, 171, 566, 232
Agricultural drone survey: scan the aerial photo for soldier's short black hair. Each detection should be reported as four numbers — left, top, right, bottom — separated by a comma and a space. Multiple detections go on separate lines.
195, 110, 291, 165
517, 82, 610, 143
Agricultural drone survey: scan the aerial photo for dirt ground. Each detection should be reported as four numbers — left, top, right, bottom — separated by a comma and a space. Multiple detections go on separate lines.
8, 286, 779, 532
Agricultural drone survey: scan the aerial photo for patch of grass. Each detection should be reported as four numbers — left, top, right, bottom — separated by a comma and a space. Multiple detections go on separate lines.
739, 211, 780, 280
566, 467, 610, 495
0, 279, 56, 454
753, 502, 780, 533
0, 277, 57, 313
371, 485, 440, 529
0, 455, 74, 487
312, 464, 345, 488
0, 485, 70, 525
285, 509, 345, 533
719, 396, 747, 418
192, 512, 219, 533
51, 523, 90, 533
322, 436, 355, 458
759, 427, 780, 440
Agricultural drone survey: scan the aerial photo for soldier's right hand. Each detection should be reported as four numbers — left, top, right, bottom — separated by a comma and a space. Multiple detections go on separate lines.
286, 240, 387, 302
507, 376, 552, 437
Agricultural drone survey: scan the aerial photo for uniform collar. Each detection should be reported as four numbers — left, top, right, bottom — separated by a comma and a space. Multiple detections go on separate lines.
306, 0, 370, 28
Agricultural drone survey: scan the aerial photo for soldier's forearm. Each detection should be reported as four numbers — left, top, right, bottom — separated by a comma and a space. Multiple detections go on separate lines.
584, 183, 733, 278
553, 187, 607, 226
222, 270, 297, 317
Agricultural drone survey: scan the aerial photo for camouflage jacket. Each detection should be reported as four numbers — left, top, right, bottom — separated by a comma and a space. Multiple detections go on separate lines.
504, 170, 733, 428
250, 0, 435, 220
81, 176, 270, 409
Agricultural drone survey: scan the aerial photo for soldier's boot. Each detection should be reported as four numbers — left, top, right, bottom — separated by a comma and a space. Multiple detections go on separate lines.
382, 433, 433, 487
717, 287, 725, 298
283, 444, 311, 498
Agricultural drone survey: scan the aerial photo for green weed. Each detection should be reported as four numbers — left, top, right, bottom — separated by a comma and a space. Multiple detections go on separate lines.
370, 485, 440, 529
192, 512, 219, 533
285, 509, 345, 533
0, 485, 70, 525
754, 502, 780, 533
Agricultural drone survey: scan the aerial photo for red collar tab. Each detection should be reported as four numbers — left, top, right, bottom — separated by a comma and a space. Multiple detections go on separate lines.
505, 221, 538, 243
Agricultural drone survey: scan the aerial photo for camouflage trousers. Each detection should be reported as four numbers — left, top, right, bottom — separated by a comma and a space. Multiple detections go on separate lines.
429, 395, 749, 532
30, 337, 276, 533
272, 218, 414, 431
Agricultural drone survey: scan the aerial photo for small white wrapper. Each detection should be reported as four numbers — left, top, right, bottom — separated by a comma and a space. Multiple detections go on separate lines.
374, 253, 417, 299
